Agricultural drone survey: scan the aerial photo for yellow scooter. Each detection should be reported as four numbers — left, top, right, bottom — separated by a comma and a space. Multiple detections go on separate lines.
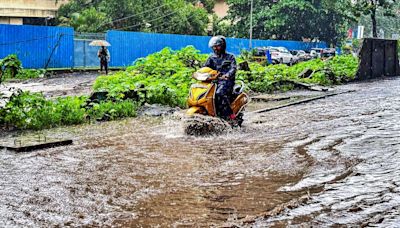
185, 67, 250, 131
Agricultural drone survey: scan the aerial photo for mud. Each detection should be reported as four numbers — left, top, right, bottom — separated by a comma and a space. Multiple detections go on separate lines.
1, 77, 400, 226
0, 72, 101, 99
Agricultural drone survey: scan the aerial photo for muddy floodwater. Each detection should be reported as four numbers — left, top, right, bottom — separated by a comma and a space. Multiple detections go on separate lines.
1, 77, 400, 227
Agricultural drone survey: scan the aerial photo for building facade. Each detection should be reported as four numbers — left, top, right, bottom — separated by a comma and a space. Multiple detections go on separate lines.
0, 0, 69, 25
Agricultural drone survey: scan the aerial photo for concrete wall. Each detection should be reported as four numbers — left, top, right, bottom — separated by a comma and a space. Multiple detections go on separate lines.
0, 17, 22, 25
0, 0, 69, 24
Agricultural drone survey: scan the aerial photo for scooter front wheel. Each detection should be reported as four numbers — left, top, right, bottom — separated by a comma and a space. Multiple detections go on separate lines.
236, 112, 244, 127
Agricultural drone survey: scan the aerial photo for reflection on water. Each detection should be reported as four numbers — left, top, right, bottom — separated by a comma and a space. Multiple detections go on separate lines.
1, 78, 400, 226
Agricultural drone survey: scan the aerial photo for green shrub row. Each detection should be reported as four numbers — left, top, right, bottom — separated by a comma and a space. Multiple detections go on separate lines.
0, 91, 138, 130
237, 55, 359, 92
0, 54, 45, 83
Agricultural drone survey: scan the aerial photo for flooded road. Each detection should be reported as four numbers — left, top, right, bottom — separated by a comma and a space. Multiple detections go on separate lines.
1, 77, 400, 227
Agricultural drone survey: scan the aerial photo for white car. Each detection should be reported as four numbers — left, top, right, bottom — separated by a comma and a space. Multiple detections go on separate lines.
310, 48, 324, 58
268, 46, 296, 65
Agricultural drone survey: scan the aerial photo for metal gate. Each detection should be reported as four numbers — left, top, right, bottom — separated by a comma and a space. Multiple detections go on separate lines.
357, 38, 400, 80
74, 32, 105, 68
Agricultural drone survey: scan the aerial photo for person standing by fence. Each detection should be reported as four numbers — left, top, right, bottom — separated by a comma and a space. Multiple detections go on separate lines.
98, 46, 110, 75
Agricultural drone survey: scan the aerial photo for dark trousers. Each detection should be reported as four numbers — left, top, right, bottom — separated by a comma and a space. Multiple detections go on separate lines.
215, 80, 234, 119
100, 59, 108, 74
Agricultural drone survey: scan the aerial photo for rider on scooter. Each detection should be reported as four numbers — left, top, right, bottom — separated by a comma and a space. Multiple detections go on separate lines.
204, 36, 237, 122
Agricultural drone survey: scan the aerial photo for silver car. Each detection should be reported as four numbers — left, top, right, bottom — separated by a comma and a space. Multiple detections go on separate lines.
268, 46, 295, 64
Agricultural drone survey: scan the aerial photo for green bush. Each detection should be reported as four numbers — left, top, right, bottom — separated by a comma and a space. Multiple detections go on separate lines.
0, 91, 86, 130
0, 54, 45, 82
0, 91, 137, 130
0, 54, 22, 78
94, 46, 208, 108
87, 100, 137, 121
237, 55, 358, 92
15, 69, 46, 80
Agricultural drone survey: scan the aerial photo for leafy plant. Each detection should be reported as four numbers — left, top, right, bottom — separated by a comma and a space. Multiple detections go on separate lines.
0, 55, 45, 82
237, 55, 359, 92
0, 90, 138, 130
87, 100, 137, 121
15, 69, 46, 80
0, 54, 22, 78
94, 46, 208, 108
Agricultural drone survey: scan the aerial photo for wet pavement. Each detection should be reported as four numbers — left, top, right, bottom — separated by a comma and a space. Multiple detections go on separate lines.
1, 77, 400, 227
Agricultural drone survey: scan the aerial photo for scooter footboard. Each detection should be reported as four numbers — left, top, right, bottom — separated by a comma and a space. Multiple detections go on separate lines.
186, 107, 206, 116
231, 93, 250, 115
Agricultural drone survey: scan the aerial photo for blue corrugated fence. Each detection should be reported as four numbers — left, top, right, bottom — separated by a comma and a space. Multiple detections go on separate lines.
107, 30, 327, 67
107, 31, 210, 67
0, 24, 74, 69
0, 24, 327, 69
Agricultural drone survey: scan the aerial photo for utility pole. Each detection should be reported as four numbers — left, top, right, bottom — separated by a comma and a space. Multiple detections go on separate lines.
249, 0, 253, 49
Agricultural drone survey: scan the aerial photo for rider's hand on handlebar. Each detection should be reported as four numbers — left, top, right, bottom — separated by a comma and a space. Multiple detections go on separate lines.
219, 74, 229, 80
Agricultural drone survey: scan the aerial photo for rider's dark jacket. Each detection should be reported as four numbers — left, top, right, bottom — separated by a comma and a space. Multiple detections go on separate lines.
203, 52, 237, 118
204, 52, 237, 82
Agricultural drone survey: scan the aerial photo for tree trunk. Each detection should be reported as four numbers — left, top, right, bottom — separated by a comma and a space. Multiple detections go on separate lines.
10, 68, 17, 78
371, 5, 378, 37
0, 69, 3, 85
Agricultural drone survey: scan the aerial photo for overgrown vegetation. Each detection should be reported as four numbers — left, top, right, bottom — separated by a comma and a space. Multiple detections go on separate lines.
94, 46, 208, 108
0, 90, 138, 130
236, 55, 358, 93
0, 54, 45, 83
95, 46, 359, 107
0, 54, 21, 79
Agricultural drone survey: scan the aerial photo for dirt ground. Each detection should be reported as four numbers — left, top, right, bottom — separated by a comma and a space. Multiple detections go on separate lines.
1, 71, 101, 98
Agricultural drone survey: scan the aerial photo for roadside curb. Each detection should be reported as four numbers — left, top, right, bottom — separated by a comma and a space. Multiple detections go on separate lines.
251, 90, 356, 114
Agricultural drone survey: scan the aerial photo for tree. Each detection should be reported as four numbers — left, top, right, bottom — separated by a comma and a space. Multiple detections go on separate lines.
58, 7, 110, 32
316, 0, 356, 45
153, 2, 209, 35
262, 0, 317, 40
224, 0, 355, 45
358, 6, 400, 38
57, 0, 210, 35
186, 0, 216, 12
353, 0, 398, 37
211, 14, 234, 37
225, 0, 278, 38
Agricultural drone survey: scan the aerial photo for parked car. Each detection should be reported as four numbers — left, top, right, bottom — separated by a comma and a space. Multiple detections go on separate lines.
310, 48, 336, 59
321, 48, 336, 58
268, 46, 296, 65
251, 47, 268, 62
310, 48, 324, 58
290, 50, 312, 62
253, 47, 268, 57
